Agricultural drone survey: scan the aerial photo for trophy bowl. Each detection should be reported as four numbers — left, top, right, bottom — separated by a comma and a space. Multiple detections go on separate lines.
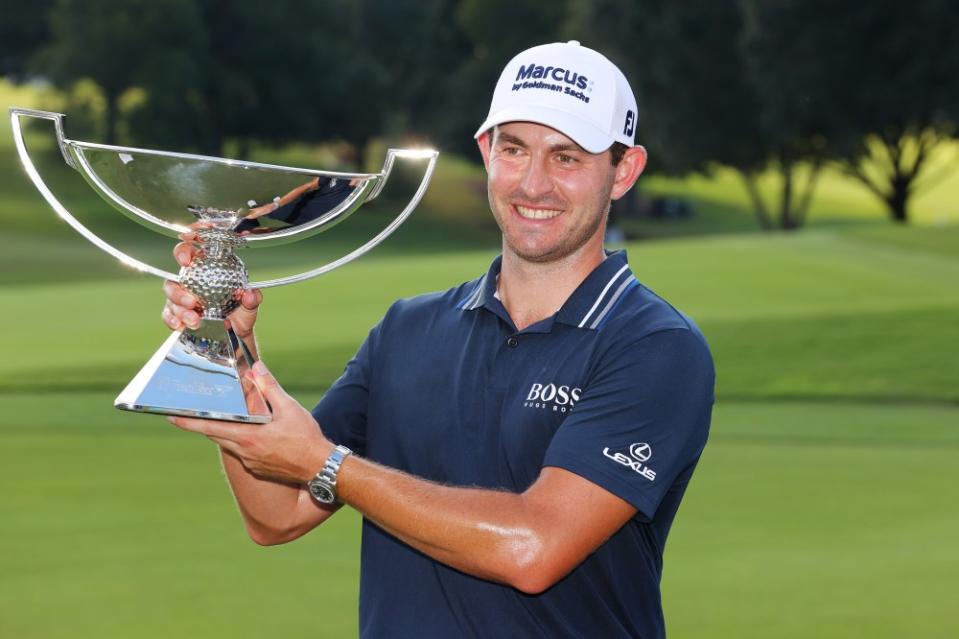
11, 107, 438, 423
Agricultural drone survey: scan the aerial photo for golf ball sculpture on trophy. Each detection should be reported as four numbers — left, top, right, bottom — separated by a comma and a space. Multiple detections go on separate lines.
11, 107, 438, 423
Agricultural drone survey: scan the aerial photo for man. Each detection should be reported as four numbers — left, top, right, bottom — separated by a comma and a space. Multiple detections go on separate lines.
163, 41, 714, 638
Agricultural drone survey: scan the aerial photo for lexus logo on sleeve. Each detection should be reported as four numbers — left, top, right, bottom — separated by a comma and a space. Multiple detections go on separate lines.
629, 442, 651, 462
603, 442, 656, 481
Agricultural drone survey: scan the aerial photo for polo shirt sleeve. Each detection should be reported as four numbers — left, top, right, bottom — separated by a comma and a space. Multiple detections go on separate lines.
310, 324, 379, 457
542, 327, 714, 521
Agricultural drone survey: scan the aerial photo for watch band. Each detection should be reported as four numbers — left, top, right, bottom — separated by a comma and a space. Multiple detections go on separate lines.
308, 445, 352, 504
320, 445, 352, 484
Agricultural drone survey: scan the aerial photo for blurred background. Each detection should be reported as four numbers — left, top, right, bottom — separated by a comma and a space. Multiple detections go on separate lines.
1, 1, 957, 637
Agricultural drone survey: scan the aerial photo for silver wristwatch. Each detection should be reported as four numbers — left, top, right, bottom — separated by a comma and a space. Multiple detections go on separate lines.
307, 445, 353, 504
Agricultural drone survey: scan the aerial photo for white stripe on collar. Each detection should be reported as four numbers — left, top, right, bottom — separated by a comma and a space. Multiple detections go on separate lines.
588, 277, 636, 329
578, 263, 630, 328
463, 275, 487, 309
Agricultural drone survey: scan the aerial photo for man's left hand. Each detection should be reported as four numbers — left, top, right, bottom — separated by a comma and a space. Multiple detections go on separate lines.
167, 361, 333, 484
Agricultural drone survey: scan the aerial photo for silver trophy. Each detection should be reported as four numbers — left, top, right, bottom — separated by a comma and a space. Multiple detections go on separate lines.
11, 107, 438, 423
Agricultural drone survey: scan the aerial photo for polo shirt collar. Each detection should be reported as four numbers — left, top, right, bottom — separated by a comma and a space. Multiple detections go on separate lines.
459, 255, 502, 312
555, 250, 636, 329
461, 250, 636, 331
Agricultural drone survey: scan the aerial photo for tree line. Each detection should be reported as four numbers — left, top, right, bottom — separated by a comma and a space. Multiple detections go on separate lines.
4, 0, 957, 227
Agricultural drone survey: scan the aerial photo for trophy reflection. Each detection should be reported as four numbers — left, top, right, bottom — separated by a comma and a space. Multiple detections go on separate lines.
11, 107, 438, 423
238, 176, 360, 234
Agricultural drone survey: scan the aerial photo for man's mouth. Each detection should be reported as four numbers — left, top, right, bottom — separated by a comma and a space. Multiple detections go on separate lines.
515, 205, 563, 220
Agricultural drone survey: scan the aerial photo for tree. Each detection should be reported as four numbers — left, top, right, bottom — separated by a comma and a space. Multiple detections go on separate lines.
574, 0, 824, 230
37, 0, 207, 146
0, 0, 55, 79
358, 0, 472, 144
435, 0, 568, 156
190, 0, 467, 164
35, 0, 382, 156
743, 0, 959, 223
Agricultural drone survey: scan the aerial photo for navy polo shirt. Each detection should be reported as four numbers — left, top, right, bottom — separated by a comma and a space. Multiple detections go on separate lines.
313, 250, 714, 639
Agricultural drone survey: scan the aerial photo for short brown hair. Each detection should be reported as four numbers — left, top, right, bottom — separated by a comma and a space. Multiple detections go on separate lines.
610, 142, 629, 166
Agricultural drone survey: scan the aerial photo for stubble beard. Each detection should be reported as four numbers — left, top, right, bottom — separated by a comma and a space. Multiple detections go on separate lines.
489, 183, 613, 265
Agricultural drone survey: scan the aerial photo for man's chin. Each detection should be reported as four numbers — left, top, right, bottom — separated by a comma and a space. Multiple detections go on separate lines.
506, 241, 574, 264
505, 227, 606, 265
514, 251, 556, 264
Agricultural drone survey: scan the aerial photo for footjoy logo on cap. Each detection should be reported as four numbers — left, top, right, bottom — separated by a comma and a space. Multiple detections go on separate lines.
603, 442, 656, 481
512, 61, 593, 104
623, 109, 635, 136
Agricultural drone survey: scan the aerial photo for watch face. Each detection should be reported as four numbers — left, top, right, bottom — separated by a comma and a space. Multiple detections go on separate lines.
309, 481, 335, 504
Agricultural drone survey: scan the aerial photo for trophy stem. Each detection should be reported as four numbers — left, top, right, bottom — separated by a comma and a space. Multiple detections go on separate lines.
114, 209, 269, 422
114, 319, 270, 423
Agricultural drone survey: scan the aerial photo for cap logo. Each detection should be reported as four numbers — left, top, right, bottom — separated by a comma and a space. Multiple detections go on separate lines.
623, 109, 635, 137
513, 62, 591, 104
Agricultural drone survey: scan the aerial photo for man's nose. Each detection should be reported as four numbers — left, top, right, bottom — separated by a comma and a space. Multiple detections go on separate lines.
519, 155, 554, 198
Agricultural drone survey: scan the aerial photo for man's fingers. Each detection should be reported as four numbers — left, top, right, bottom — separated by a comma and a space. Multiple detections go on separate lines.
240, 288, 263, 310
162, 280, 202, 329
163, 279, 198, 308
249, 361, 292, 414
173, 241, 198, 268
161, 305, 184, 330
177, 307, 202, 329
240, 373, 271, 416
163, 299, 201, 330
206, 435, 243, 458
168, 415, 250, 441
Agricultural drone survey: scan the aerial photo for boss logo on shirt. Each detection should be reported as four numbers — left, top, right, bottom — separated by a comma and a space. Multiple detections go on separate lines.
523, 382, 582, 413
603, 442, 657, 481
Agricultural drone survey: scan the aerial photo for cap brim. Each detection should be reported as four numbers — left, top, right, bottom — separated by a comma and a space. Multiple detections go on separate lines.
474, 104, 614, 154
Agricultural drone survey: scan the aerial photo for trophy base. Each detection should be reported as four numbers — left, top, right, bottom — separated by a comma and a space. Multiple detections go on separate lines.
114, 320, 271, 423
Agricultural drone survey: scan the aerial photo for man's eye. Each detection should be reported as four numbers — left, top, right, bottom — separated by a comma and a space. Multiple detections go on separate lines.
557, 154, 577, 164
501, 146, 521, 155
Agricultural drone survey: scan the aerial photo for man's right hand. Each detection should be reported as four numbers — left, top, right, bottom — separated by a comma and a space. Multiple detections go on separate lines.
161, 232, 263, 338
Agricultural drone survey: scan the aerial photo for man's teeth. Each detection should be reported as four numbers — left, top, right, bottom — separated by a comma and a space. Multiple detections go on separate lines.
516, 205, 562, 220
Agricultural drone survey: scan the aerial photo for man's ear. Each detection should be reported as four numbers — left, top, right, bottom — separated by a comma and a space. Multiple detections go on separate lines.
611, 145, 647, 201
476, 130, 492, 170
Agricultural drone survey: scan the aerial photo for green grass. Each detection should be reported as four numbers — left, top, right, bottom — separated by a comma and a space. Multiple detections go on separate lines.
2, 396, 956, 638
0, 391, 363, 639
7, 228, 957, 402
2, 78, 958, 637
666, 401, 959, 639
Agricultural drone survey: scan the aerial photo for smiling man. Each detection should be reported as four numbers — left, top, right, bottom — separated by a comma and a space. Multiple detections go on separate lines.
164, 41, 715, 638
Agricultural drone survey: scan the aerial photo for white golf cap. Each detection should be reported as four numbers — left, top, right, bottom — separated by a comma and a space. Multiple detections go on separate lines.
474, 40, 638, 154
